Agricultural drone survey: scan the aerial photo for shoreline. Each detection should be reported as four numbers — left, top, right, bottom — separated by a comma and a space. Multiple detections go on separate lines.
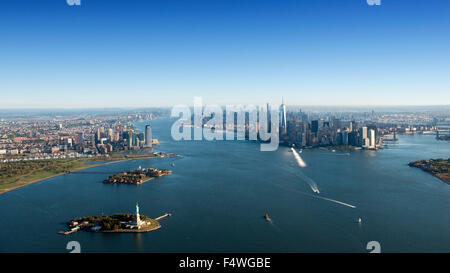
101, 223, 161, 233
0, 154, 176, 195
0, 160, 123, 195
408, 159, 450, 185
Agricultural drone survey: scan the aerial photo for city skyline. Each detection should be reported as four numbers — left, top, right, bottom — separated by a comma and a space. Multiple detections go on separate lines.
1, 0, 449, 107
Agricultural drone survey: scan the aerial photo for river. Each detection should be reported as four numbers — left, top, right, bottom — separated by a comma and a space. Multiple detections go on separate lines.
0, 118, 449, 252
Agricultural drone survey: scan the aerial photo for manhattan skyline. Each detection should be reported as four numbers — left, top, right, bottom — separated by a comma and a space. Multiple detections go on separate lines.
1, 0, 449, 108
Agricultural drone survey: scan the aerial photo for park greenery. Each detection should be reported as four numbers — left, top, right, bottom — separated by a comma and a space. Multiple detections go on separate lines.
0, 152, 166, 193
69, 213, 153, 231
409, 158, 450, 184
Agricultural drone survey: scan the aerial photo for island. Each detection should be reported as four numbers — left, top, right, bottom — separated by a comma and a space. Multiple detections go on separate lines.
103, 168, 172, 184
408, 158, 450, 184
59, 204, 171, 234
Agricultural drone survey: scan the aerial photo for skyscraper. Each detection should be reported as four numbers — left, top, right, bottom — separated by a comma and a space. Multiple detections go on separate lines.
108, 128, 114, 142
128, 131, 133, 147
280, 98, 287, 134
145, 125, 152, 147
311, 120, 319, 134
369, 129, 376, 149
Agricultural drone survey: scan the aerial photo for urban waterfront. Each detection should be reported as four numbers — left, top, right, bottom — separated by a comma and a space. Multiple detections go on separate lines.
0, 117, 449, 253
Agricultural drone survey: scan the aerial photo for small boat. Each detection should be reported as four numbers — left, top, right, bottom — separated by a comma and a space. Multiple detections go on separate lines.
332, 149, 336, 152
170, 162, 175, 167
358, 218, 362, 224
264, 213, 272, 222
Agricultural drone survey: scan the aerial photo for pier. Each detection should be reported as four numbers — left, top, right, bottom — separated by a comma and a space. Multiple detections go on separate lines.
58, 226, 80, 235
155, 213, 171, 221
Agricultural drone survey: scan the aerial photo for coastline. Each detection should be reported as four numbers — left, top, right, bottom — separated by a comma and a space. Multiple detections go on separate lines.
0, 160, 123, 195
408, 159, 450, 185
0, 153, 176, 195
101, 223, 161, 233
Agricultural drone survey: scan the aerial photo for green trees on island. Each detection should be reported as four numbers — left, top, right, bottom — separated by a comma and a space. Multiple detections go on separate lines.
70, 213, 151, 231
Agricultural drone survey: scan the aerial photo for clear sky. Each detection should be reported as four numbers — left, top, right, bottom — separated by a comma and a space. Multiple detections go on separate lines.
0, 0, 449, 108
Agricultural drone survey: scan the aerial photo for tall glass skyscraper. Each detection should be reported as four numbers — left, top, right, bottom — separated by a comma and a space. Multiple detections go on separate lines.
280, 98, 287, 134
145, 125, 152, 147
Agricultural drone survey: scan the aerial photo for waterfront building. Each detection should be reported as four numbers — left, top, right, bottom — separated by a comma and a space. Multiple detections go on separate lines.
128, 131, 133, 147
342, 131, 349, 145
145, 125, 152, 147
369, 129, 376, 149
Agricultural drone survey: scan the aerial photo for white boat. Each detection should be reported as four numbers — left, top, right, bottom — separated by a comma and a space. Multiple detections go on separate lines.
358, 218, 362, 223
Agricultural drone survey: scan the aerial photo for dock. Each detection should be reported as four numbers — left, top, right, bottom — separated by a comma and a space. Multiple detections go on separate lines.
155, 213, 171, 221
58, 226, 80, 235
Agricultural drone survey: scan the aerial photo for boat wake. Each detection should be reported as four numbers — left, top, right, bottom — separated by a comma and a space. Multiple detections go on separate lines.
291, 148, 307, 167
297, 171, 320, 194
314, 195, 356, 209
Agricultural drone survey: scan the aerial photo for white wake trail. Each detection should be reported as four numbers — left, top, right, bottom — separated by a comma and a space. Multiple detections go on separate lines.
315, 195, 356, 209
290, 148, 320, 193
291, 148, 306, 167
296, 170, 320, 194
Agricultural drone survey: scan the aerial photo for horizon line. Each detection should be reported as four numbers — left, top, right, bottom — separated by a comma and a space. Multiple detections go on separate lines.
1, 104, 450, 110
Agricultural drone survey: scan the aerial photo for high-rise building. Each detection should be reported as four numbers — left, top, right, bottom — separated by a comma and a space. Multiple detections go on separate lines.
342, 131, 349, 145
280, 98, 287, 134
266, 103, 271, 131
128, 131, 133, 147
96, 128, 101, 141
311, 120, 319, 134
359, 126, 368, 148
369, 129, 376, 148
145, 125, 152, 147
108, 128, 114, 142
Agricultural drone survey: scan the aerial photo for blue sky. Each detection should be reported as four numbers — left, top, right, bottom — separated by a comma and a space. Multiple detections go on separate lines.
0, 0, 449, 108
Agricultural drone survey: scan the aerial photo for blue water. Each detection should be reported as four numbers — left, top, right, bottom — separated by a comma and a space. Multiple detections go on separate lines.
0, 118, 449, 252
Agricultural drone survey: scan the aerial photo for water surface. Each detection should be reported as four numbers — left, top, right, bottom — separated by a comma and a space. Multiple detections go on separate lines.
0, 118, 449, 252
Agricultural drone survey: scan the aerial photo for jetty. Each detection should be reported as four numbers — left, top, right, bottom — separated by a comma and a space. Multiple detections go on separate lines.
155, 213, 172, 221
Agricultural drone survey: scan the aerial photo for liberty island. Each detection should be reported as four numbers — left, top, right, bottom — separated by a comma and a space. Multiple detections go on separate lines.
59, 204, 171, 235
